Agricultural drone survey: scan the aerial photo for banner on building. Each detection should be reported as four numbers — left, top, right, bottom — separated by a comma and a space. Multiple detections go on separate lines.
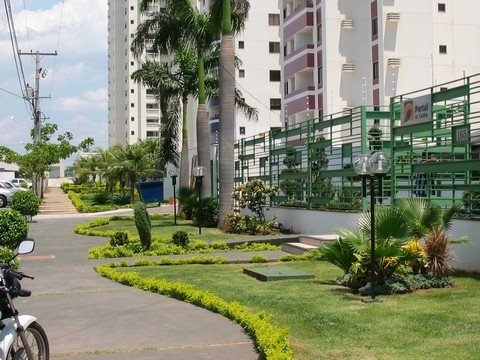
401, 94, 432, 126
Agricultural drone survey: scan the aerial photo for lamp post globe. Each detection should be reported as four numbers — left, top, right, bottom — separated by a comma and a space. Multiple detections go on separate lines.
368, 151, 391, 175
353, 154, 372, 176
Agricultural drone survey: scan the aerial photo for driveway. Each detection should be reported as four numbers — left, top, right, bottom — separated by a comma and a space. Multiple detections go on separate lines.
16, 217, 258, 359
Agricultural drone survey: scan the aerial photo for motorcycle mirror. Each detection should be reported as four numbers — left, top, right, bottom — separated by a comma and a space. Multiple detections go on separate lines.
17, 239, 35, 255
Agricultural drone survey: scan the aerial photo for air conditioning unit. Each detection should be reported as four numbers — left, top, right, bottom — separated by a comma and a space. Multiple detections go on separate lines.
341, 19, 354, 29
386, 12, 400, 21
388, 57, 401, 67
342, 63, 355, 72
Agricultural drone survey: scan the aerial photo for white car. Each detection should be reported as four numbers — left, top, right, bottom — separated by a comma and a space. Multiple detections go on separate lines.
0, 184, 13, 208
10, 178, 33, 189
0, 181, 29, 193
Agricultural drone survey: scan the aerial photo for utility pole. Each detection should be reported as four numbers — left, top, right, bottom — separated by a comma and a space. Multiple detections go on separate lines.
19, 51, 57, 196
19, 51, 57, 144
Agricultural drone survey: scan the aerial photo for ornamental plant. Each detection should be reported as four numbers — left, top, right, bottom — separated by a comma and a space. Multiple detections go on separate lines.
11, 191, 41, 221
231, 179, 278, 222
0, 210, 28, 249
134, 202, 151, 249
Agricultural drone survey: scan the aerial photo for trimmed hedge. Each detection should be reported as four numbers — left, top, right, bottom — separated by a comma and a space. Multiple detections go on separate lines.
11, 191, 41, 219
67, 191, 132, 213
96, 265, 293, 359
0, 210, 28, 249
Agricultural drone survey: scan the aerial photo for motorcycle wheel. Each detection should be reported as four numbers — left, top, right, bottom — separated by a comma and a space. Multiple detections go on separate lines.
7, 321, 49, 360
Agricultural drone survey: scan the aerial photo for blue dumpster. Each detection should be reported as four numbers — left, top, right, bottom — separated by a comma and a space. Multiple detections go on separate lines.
136, 181, 164, 204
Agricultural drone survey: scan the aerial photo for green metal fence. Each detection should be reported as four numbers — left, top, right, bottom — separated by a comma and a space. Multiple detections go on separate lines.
390, 74, 480, 215
235, 106, 391, 211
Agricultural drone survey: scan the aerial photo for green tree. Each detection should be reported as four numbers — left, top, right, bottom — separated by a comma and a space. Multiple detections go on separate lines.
133, 0, 250, 199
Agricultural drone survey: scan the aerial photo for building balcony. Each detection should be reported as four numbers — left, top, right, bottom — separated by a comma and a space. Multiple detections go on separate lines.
284, 52, 315, 78
285, 44, 314, 63
285, 85, 315, 100
285, 94, 316, 116
283, 3, 314, 40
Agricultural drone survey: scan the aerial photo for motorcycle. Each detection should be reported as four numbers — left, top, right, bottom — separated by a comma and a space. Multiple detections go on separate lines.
0, 240, 49, 360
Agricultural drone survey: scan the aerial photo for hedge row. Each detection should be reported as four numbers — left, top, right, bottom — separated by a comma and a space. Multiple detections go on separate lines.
67, 191, 132, 213
95, 265, 293, 360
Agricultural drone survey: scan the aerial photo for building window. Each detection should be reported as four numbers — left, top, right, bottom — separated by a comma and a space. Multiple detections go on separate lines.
131, 131, 135, 135
146, 131, 159, 137
146, 88, 154, 95
146, 103, 159, 109
317, 24, 322, 44
239, 126, 246, 135
131, 117, 134, 121
317, 67, 323, 85
439, 45, 447, 54
284, 82, 289, 95
130, 103, 134, 107
238, 40, 244, 49
318, 109, 324, 119
130, 6, 134, 10
269, 42, 280, 53
268, 14, 280, 26
130, 20, 134, 24
269, 70, 281, 82
283, 8, 287, 19
371, 17, 378, 37
373, 61, 379, 80
438, 3, 446, 12
146, 118, 159, 124
130, 89, 134, 93
284, 45, 287, 57
270, 98, 281, 110
239, 69, 245, 78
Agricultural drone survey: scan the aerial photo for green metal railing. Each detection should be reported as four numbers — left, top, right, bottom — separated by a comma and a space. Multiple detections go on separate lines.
390, 74, 480, 214
234, 74, 480, 215
235, 106, 391, 211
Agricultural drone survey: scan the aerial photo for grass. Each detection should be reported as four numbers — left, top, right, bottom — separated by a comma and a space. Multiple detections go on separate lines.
118, 261, 480, 359
93, 217, 276, 243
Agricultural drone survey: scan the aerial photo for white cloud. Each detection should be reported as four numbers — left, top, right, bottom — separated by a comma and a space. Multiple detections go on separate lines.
54, 87, 107, 111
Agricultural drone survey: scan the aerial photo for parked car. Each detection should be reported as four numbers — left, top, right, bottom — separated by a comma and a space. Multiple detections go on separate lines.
0, 180, 29, 193
0, 184, 13, 208
10, 178, 33, 189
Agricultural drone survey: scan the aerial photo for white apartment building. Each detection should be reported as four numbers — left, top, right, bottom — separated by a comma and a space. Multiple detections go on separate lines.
281, 0, 480, 125
107, 0, 169, 147
108, 0, 282, 148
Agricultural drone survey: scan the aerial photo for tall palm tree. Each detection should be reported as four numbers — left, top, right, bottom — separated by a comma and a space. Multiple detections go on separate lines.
134, 0, 250, 199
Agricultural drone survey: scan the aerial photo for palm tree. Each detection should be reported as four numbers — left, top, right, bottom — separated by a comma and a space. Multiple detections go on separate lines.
134, 0, 250, 199
212, 0, 251, 227
110, 140, 159, 203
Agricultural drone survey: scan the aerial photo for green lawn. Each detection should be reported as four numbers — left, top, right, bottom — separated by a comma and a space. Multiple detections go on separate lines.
93, 217, 274, 243
121, 261, 480, 359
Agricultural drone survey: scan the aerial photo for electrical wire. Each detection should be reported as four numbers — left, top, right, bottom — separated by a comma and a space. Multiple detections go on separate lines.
4, 0, 33, 115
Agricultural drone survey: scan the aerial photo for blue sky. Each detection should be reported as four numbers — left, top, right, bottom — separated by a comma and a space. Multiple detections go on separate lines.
0, 0, 108, 155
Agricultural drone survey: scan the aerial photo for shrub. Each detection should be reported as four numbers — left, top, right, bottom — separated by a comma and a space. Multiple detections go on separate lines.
109, 191, 131, 206
134, 202, 151, 249
0, 210, 28, 249
462, 190, 480, 214
250, 254, 268, 263
192, 197, 219, 228
178, 187, 197, 219
11, 191, 41, 220
172, 230, 189, 249
232, 179, 279, 222
0, 247, 18, 269
110, 231, 129, 247
424, 229, 454, 278
90, 190, 111, 205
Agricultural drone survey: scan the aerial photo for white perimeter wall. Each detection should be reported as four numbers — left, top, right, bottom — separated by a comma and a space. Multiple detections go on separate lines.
265, 207, 480, 272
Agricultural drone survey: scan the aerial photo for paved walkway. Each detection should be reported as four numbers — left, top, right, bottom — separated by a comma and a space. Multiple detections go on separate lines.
39, 187, 78, 214
16, 188, 264, 359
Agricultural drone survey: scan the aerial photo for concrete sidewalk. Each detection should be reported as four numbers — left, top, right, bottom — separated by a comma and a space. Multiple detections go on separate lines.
17, 217, 260, 359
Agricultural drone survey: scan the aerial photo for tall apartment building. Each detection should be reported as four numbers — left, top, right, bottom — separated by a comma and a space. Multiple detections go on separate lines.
108, 0, 282, 148
107, 0, 169, 147
281, 0, 480, 125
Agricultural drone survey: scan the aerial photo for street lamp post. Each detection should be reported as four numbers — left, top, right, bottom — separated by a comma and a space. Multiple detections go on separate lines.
169, 168, 179, 225
193, 166, 206, 235
353, 151, 391, 302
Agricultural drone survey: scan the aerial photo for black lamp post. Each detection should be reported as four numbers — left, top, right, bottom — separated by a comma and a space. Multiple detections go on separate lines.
354, 151, 391, 302
169, 168, 179, 225
193, 165, 206, 235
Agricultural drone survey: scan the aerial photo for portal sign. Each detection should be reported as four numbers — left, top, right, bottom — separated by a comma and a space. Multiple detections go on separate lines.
401, 94, 432, 126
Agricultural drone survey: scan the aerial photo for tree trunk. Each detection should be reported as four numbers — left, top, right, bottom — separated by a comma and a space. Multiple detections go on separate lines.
196, 55, 211, 198
180, 97, 190, 190
218, 0, 234, 228
218, 35, 235, 227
